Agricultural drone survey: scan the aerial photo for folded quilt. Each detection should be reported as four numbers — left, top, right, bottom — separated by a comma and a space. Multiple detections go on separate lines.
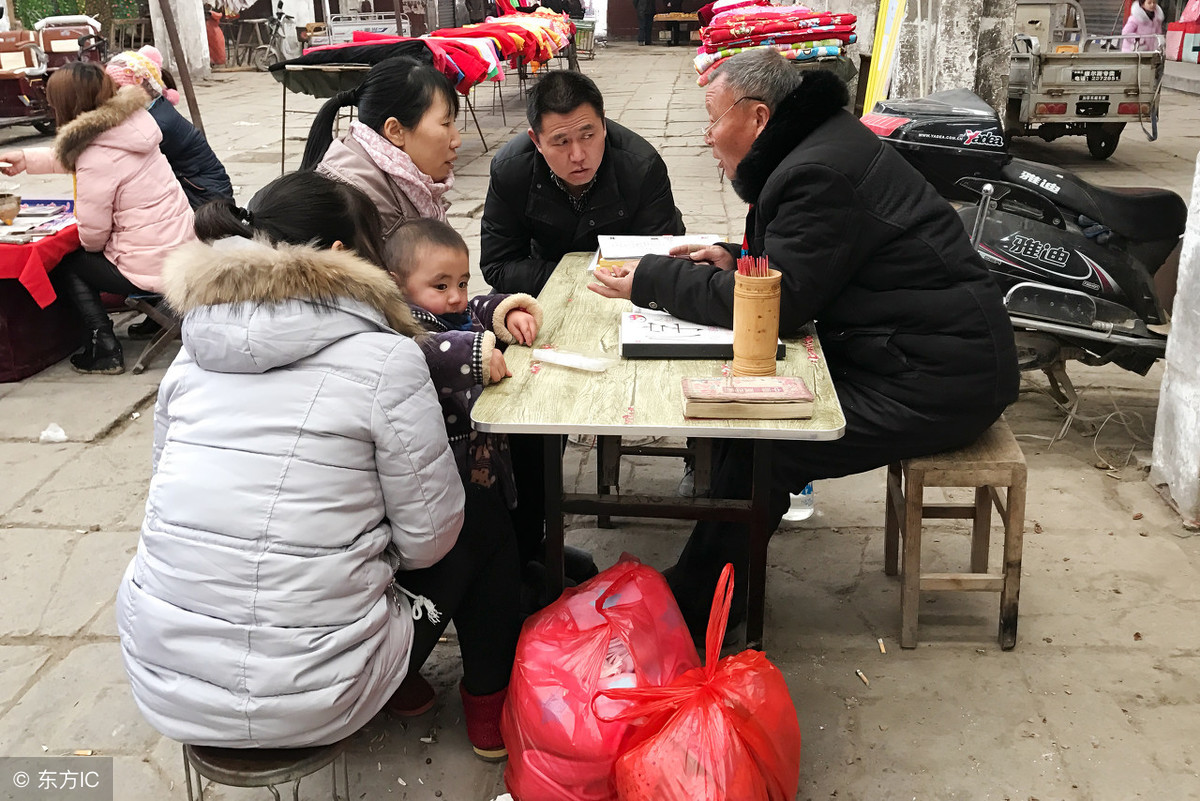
704, 13, 857, 44
694, 37, 843, 72
700, 25, 855, 52
696, 43, 843, 85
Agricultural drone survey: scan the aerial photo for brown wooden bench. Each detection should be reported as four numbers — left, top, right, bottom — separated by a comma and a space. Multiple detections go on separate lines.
884, 416, 1027, 650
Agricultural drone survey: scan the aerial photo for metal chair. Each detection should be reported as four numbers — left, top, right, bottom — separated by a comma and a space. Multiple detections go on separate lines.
124, 294, 180, 375
182, 739, 351, 801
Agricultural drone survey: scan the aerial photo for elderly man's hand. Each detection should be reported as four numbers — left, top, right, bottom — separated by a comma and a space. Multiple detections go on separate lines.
588, 260, 637, 300
669, 243, 736, 271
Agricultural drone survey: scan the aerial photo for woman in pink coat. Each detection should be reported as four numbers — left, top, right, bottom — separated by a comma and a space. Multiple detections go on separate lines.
1122, 0, 1164, 52
0, 62, 195, 374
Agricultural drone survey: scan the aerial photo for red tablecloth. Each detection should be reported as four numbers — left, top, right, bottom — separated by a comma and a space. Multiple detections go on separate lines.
0, 224, 81, 308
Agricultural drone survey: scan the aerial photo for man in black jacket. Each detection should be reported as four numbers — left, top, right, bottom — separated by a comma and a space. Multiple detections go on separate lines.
591, 50, 1020, 638
480, 70, 684, 296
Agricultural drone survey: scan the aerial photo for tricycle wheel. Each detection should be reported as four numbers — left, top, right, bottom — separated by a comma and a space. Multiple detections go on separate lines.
1086, 122, 1124, 160
32, 119, 56, 136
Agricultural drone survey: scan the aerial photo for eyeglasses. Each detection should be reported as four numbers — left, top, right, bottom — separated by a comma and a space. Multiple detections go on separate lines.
700, 96, 766, 138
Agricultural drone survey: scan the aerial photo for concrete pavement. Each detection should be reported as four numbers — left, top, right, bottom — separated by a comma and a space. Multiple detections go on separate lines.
1, 45, 1199, 800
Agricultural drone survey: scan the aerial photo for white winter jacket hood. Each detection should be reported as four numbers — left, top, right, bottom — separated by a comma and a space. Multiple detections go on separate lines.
116, 238, 463, 748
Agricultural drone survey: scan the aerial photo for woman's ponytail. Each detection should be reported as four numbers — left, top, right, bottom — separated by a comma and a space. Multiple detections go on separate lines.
194, 198, 255, 242
300, 88, 359, 170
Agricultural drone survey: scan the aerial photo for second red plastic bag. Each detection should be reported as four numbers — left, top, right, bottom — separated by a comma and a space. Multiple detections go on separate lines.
603, 564, 802, 801
501, 556, 701, 801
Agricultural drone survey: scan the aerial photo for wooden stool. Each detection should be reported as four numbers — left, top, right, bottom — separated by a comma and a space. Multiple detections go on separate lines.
182, 740, 350, 801
595, 436, 712, 527
883, 417, 1026, 650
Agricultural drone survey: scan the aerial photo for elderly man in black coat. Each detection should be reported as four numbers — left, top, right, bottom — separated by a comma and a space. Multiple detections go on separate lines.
590, 50, 1020, 638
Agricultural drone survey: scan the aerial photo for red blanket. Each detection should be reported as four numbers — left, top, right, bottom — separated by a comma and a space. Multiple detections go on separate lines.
704, 12, 857, 44
701, 25, 856, 52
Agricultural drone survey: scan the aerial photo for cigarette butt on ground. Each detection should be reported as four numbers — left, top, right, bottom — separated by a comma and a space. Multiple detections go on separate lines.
877, 638, 886, 654
855, 669, 870, 687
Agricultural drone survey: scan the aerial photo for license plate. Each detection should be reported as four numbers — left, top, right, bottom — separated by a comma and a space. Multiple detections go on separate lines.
1079, 94, 1110, 101
1072, 69, 1121, 81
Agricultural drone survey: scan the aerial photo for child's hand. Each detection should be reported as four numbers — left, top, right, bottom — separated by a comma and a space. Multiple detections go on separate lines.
506, 309, 538, 345
489, 347, 512, 384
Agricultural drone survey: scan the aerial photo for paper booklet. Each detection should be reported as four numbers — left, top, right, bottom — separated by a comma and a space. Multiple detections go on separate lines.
587, 234, 725, 272
681, 376, 814, 419
619, 306, 785, 360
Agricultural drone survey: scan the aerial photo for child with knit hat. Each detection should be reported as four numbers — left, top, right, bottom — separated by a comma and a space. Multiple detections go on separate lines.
105, 46, 180, 105
105, 46, 232, 212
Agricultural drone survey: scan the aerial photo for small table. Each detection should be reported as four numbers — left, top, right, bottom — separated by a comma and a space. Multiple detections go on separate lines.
0, 222, 80, 308
0, 222, 82, 381
652, 12, 700, 46
472, 253, 846, 648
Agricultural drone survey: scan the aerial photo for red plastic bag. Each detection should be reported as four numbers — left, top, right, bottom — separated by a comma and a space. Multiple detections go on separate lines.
601, 564, 801, 801
502, 556, 701, 801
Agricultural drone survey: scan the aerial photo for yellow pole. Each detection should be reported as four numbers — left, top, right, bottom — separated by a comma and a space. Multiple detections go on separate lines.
863, 0, 908, 114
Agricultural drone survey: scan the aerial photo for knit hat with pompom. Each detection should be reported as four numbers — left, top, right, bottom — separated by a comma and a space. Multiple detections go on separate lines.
104, 46, 181, 105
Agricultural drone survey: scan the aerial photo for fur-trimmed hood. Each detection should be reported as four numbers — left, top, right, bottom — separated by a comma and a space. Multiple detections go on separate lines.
54, 85, 157, 171
731, 70, 850, 204
163, 237, 422, 373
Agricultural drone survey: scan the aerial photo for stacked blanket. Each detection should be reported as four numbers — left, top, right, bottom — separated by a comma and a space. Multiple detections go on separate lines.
693, 0, 856, 85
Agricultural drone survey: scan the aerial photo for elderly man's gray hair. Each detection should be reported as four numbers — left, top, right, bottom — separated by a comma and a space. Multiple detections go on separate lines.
710, 48, 802, 112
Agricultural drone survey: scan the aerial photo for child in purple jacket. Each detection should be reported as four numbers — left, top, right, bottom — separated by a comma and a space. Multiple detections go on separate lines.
387, 219, 542, 507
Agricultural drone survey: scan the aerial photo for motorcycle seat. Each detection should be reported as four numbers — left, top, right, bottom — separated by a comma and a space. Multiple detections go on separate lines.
1003, 159, 1187, 243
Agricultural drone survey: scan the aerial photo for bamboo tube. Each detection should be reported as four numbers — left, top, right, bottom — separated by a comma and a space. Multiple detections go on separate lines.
732, 268, 782, 377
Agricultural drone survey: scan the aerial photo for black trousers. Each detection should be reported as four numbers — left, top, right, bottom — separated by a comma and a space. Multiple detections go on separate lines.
668, 379, 1008, 629
50, 249, 140, 330
507, 433, 557, 565
638, 13, 654, 43
399, 484, 522, 695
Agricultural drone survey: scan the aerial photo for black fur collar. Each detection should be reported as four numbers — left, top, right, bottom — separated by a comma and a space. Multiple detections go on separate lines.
731, 70, 850, 204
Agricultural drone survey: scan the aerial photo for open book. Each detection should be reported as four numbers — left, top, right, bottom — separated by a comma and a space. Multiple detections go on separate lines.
587, 234, 725, 272
619, 306, 785, 360
682, 376, 814, 419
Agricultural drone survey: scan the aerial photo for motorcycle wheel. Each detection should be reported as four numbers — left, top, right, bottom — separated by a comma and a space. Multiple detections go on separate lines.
32, 119, 56, 136
251, 46, 280, 72
1085, 122, 1124, 160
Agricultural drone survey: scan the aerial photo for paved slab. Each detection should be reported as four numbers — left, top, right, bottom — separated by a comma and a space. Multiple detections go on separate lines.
0, 42, 1197, 801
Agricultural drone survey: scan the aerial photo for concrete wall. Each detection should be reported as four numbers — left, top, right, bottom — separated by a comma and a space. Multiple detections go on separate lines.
148, 0, 210, 83
1151, 155, 1200, 530
892, 0, 1016, 111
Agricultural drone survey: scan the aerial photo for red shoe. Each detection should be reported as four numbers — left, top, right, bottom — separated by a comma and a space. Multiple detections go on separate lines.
383, 671, 436, 717
459, 682, 508, 762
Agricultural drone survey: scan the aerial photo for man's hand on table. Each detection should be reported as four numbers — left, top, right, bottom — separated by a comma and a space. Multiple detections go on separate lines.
0, 151, 26, 176
588, 260, 637, 300
669, 243, 735, 270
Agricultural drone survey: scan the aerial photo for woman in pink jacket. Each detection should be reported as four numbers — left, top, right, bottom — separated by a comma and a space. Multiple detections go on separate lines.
0, 61, 194, 374
1122, 0, 1165, 52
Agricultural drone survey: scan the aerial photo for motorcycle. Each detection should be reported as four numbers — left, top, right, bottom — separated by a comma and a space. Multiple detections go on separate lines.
862, 88, 1185, 401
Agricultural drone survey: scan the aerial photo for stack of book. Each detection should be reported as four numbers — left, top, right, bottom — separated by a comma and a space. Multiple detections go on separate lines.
681, 376, 813, 419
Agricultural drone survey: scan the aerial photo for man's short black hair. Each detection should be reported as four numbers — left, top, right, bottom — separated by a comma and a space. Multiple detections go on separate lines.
526, 71, 605, 133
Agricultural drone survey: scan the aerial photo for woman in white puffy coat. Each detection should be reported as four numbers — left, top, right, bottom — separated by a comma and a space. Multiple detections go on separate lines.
115, 172, 521, 754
